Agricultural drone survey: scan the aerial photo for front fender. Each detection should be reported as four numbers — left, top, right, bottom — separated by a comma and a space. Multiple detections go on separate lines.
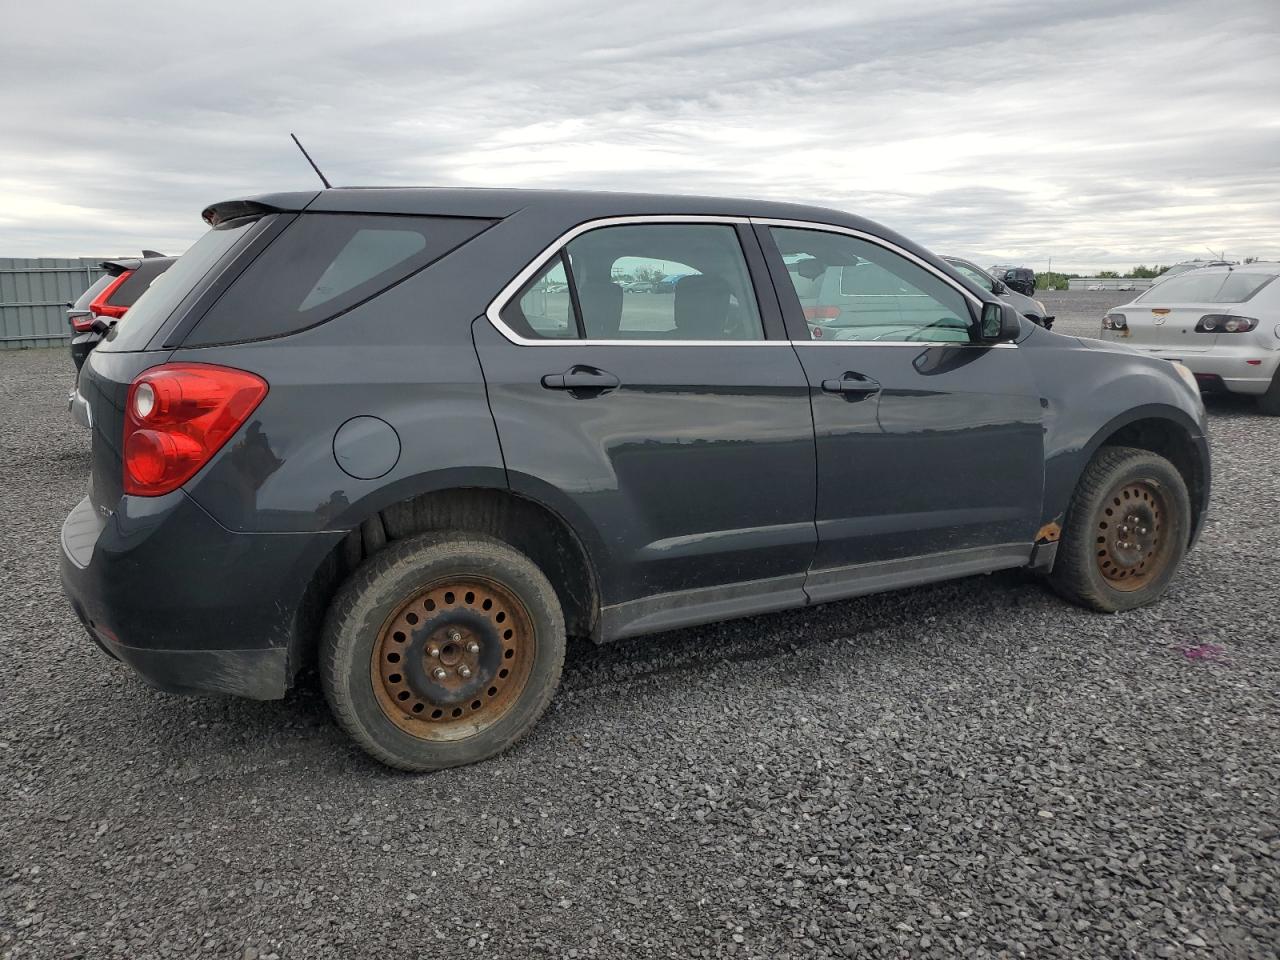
1023, 332, 1209, 538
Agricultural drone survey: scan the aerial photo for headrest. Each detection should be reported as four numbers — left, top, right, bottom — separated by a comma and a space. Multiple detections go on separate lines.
673, 274, 729, 339
578, 279, 624, 338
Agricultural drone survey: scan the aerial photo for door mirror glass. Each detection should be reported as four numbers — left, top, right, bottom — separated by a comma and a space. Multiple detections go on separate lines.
981, 302, 1021, 341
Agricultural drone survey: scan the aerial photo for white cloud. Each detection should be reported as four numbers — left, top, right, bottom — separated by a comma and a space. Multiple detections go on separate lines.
0, 0, 1276, 272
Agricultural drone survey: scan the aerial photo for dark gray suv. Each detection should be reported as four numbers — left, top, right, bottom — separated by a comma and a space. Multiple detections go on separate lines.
61, 188, 1210, 771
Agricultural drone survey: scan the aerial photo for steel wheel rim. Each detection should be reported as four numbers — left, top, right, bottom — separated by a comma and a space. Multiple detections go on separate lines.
372, 577, 536, 742
1094, 480, 1170, 591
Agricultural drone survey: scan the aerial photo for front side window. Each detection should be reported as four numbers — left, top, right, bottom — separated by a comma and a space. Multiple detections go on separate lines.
772, 228, 973, 342
500, 222, 765, 341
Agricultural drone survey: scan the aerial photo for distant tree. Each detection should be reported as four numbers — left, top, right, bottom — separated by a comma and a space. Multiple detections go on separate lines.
1036, 271, 1073, 290
634, 266, 666, 282
1125, 265, 1161, 279
1098, 270, 1119, 279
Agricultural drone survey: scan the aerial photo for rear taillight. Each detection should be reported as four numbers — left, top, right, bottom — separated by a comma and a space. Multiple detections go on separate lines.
1196, 314, 1257, 333
123, 364, 268, 496
69, 311, 95, 333
803, 306, 842, 322
88, 270, 134, 320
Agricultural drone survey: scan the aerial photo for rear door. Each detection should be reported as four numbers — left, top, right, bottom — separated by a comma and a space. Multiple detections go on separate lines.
474, 218, 818, 638
757, 222, 1045, 601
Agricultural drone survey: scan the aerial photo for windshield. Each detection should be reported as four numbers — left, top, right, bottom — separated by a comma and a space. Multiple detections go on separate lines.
1138, 271, 1276, 304
103, 217, 262, 351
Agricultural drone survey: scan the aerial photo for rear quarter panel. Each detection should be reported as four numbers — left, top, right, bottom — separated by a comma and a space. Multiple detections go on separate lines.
171, 253, 508, 535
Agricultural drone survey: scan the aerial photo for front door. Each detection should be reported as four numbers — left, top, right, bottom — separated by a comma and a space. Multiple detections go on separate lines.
757, 223, 1045, 601
474, 219, 818, 638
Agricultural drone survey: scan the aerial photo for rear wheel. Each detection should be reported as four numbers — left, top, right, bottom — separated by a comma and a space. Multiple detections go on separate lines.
321, 533, 565, 771
1048, 446, 1190, 612
1256, 369, 1280, 416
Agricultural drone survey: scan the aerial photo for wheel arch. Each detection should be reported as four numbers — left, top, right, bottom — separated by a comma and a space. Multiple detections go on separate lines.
289, 475, 603, 683
1056, 404, 1209, 545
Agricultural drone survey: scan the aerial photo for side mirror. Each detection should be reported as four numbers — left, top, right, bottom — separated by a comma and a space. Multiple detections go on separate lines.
980, 301, 1021, 342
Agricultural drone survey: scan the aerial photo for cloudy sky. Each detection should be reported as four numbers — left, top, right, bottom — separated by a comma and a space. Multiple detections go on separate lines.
2, 0, 1277, 272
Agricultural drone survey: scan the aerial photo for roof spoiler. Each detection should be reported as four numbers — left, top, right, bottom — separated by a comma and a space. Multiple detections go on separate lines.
201, 190, 320, 227
201, 199, 279, 227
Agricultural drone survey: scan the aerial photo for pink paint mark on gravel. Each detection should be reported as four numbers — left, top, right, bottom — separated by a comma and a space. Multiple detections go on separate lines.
1181, 643, 1229, 664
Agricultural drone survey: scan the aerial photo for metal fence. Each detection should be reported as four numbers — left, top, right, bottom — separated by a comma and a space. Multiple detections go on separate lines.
0, 258, 109, 350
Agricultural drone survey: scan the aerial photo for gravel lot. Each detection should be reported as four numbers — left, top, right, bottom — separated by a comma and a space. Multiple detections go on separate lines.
2, 312, 1277, 958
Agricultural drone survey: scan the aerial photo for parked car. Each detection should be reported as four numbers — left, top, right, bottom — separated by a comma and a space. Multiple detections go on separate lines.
988, 264, 1036, 296
622, 280, 655, 293
1150, 260, 1234, 286
61, 187, 1210, 772
1100, 262, 1280, 414
942, 256, 1055, 329
66, 253, 175, 370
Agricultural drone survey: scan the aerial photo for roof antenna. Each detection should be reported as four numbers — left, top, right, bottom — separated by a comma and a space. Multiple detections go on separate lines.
290, 133, 332, 189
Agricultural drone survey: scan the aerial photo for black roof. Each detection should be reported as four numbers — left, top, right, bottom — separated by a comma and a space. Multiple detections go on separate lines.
201, 186, 979, 299
208, 186, 912, 248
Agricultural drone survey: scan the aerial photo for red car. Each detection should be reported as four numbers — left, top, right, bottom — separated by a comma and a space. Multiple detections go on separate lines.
67, 253, 175, 370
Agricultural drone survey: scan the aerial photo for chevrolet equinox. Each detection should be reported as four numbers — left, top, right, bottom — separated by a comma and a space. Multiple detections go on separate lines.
61, 188, 1211, 771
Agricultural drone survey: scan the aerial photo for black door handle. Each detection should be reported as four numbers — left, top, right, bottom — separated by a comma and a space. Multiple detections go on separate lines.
821, 372, 881, 395
541, 368, 621, 391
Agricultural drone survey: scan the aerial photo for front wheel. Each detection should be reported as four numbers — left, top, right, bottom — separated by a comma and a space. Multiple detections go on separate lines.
1048, 446, 1191, 612
321, 533, 565, 772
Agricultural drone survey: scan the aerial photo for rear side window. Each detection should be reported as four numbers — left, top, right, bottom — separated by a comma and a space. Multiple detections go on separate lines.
186, 214, 493, 346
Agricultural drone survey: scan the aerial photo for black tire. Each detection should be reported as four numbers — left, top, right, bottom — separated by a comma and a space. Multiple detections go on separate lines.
321, 533, 565, 772
1048, 446, 1190, 612
1256, 370, 1280, 416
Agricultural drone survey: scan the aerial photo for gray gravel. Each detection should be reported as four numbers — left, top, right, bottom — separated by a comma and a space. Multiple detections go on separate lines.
2, 342, 1278, 959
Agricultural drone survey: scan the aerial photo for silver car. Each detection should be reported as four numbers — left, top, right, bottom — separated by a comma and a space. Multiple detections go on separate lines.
1099, 263, 1280, 415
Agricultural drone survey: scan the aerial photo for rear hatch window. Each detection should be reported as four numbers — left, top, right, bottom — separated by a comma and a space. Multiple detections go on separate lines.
103, 218, 263, 351
182, 214, 494, 346
108, 258, 173, 308
1138, 271, 1275, 304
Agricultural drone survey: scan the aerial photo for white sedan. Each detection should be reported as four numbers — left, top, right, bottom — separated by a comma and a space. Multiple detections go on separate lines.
1098, 263, 1280, 414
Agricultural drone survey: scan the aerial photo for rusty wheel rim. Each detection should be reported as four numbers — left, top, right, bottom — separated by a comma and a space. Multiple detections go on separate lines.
1094, 480, 1170, 591
372, 577, 535, 742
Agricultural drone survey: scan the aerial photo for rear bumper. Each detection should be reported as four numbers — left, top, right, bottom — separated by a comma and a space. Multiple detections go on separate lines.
60, 491, 344, 700
1099, 336, 1280, 395
1175, 350, 1279, 396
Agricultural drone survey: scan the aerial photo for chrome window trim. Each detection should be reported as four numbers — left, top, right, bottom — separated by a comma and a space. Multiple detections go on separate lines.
794, 340, 1018, 349
484, 213, 1014, 349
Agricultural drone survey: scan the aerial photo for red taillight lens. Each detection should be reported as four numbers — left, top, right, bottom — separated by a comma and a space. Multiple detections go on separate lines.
69, 312, 95, 333
89, 270, 134, 320
123, 363, 268, 496
803, 306, 842, 322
